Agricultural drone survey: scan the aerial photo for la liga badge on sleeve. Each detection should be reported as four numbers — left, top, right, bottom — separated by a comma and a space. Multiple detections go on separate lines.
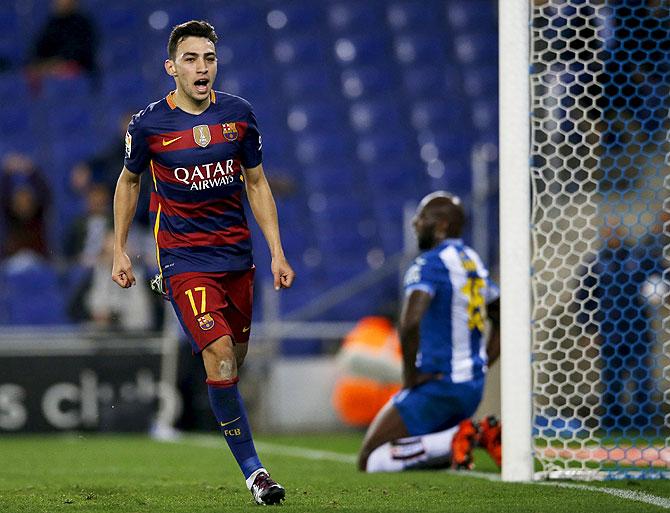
221, 122, 238, 141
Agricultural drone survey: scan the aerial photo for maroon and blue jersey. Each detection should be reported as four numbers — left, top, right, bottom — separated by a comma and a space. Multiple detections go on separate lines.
124, 90, 262, 277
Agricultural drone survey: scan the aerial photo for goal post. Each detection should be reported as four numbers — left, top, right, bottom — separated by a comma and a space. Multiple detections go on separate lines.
499, 0, 533, 482
500, 0, 670, 481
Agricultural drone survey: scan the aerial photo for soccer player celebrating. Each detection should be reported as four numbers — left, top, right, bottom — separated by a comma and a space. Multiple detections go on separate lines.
111, 20, 294, 505
358, 192, 501, 472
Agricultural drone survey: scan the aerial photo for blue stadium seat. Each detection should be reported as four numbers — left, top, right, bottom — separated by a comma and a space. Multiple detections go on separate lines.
265, 2, 325, 34
356, 133, 415, 166
258, 132, 293, 168
99, 36, 135, 71
310, 196, 372, 257
364, 159, 422, 197
294, 134, 354, 165
141, 3, 201, 29
317, 228, 371, 256
393, 34, 448, 66
219, 35, 268, 67
205, 4, 264, 34
0, 11, 23, 68
400, 63, 463, 99
340, 65, 398, 99
453, 32, 497, 65
218, 69, 272, 103
302, 164, 359, 192
280, 67, 338, 100
310, 192, 368, 224
401, 66, 439, 98
386, 1, 443, 31
446, 0, 497, 32
462, 64, 498, 98
273, 35, 328, 66
95, 6, 139, 35
102, 73, 149, 107
15, 0, 49, 35
333, 34, 391, 66
471, 98, 498, 132
0, 257, 68, 325
432, 130, 472, 161
278, 276, 324, 314
44, 100, 95, 134
48, 134, 102, 175
322, 281, 395, 321
0, 102, 31, 138
372, 199, 406, 255
40, 75, 94, 100
348, 98, 402, 133
444, 165, 473, 197
327, 2, 384, 33
288, 102, 347, 135
410, 100, 469, 131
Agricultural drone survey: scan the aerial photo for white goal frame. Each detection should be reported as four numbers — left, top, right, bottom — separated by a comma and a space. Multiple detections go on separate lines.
499, 0, 533, 482
499, 0, 670, 483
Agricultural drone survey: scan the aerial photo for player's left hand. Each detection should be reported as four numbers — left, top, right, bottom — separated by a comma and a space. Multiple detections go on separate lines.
271, 256, 295, 290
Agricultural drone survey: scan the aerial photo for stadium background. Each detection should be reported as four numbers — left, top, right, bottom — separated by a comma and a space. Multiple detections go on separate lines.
0, 0, 668, 503
0, 0, 667, 496
0, 0, 501, 433
0, 0, 499, 325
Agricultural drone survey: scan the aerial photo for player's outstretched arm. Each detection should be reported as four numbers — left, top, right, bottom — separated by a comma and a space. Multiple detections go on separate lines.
243, 163, 295, 290
112, 167, 141, 288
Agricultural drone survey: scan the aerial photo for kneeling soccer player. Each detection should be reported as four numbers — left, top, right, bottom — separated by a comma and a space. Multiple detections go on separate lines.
358, 192, 501, 472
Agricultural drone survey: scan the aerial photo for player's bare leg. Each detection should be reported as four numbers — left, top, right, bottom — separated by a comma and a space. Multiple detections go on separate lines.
358, 400, 410, 471
203, 336, 285, 505
202, 335, 238, 381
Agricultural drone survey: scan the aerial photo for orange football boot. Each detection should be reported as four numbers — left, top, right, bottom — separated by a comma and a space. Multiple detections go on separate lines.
451, 419, 478, 469
478, 415, 502, 467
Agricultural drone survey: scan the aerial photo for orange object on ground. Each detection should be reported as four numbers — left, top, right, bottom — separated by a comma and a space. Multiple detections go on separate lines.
332, 377, 401, 427
332, 316, 402, 427
340, 316, 401, 357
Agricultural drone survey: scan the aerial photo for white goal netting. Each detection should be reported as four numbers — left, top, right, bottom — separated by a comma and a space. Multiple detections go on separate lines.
529, 0, 669, 479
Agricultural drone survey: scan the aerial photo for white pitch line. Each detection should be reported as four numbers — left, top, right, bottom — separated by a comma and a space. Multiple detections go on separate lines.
174, 435, 357, 464
534, 481, 670, 510
447, 468, 670, 510
175, 435, 670, 509
255, 441, 357, 464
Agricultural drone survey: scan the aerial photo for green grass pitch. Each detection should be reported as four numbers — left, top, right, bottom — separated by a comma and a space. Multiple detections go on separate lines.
0, 433, 668, 512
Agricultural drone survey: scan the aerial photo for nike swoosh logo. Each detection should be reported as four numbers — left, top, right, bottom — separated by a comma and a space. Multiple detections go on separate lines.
242, 326, 250, 333
162, 136, 182, 146
220, 416, 241, 427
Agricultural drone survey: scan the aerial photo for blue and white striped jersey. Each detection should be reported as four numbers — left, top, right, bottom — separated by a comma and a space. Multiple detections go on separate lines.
403, 238, 500, 384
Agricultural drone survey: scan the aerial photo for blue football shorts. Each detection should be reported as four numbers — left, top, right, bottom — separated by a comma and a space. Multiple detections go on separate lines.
393, 376, 485, 436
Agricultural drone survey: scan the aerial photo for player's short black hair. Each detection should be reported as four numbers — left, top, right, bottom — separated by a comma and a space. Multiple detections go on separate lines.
167, 20, 218, 59
438, 195, 465, 238
421, 191, 466, 238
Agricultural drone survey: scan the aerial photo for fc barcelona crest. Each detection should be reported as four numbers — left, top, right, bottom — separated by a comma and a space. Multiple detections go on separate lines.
221, 122, 238, 142
193, 125, 211, 147
197, 313, 215, 331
